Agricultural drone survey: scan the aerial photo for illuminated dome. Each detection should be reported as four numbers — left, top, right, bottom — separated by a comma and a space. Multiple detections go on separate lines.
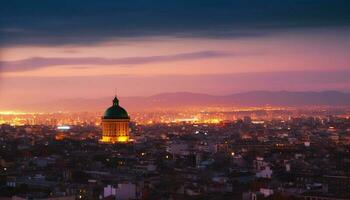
103, 97, 130, 119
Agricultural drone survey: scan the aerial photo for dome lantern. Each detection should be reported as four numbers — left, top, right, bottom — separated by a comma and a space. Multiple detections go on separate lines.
113, 96, 119, 106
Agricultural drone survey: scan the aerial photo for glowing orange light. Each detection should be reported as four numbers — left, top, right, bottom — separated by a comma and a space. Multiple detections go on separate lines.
117, 136, 129, 143
99, 136, 129, 143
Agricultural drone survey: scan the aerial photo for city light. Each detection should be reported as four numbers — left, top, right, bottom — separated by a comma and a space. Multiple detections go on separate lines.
57, 125, 71, 130
116, 136, 129, 143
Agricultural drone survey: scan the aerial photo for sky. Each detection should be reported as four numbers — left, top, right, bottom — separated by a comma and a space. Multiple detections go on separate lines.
0, 0, 350, 108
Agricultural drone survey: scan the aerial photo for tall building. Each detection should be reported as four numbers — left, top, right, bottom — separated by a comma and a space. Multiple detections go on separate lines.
100, 96, 130, 143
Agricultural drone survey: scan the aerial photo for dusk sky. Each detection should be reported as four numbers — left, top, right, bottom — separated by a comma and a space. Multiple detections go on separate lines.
1, 0, 350, 108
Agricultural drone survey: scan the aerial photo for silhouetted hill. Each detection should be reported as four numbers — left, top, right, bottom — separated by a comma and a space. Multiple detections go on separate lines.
11, 91, 350, 112
227, 91, 350, 106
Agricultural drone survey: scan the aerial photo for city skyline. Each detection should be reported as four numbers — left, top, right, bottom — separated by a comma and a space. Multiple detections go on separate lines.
1, 2, 350, 199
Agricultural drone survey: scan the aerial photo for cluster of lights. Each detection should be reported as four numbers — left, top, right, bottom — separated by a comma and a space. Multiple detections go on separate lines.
0, 111, 44, 115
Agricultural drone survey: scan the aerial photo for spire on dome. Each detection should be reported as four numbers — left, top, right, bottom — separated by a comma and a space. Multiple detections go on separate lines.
113, 96, 119, 106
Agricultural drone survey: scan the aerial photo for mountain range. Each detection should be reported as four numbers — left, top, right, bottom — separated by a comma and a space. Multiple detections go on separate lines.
10, 91, 350, 112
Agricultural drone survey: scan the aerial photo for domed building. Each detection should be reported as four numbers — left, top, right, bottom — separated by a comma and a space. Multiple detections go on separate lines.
100, 96, 130, 143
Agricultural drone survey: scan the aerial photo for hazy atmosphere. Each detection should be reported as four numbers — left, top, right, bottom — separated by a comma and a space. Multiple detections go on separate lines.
1, 0, 350, 110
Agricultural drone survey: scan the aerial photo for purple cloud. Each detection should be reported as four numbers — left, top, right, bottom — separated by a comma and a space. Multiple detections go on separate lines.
0, 51, 231, 72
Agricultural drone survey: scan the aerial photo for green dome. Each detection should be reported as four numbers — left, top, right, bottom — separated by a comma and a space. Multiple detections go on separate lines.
103, 97, 130, 119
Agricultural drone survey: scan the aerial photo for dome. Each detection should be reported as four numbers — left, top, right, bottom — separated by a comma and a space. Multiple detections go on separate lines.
103, 97, 130, 119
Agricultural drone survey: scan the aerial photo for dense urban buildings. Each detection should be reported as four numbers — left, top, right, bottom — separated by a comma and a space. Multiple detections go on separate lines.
0, 107, 350, 200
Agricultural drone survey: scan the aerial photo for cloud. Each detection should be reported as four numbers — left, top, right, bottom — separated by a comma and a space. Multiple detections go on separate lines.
0, 50, 231, 72
1, 0, 349, 46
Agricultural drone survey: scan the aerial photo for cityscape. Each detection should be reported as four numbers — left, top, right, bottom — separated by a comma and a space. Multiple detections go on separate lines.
1, 97, 350, 199
1, 1, 350, 200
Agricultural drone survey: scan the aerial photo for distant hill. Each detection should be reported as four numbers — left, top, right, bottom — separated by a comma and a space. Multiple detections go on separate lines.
9, 91, 350, 112
227, 91, 350, 106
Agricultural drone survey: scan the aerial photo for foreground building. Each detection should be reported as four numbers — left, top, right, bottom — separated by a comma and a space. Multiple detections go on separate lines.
100, 96, 130, 143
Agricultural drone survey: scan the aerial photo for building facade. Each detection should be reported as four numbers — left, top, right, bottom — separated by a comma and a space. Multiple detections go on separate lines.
100, 96, 130, 143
